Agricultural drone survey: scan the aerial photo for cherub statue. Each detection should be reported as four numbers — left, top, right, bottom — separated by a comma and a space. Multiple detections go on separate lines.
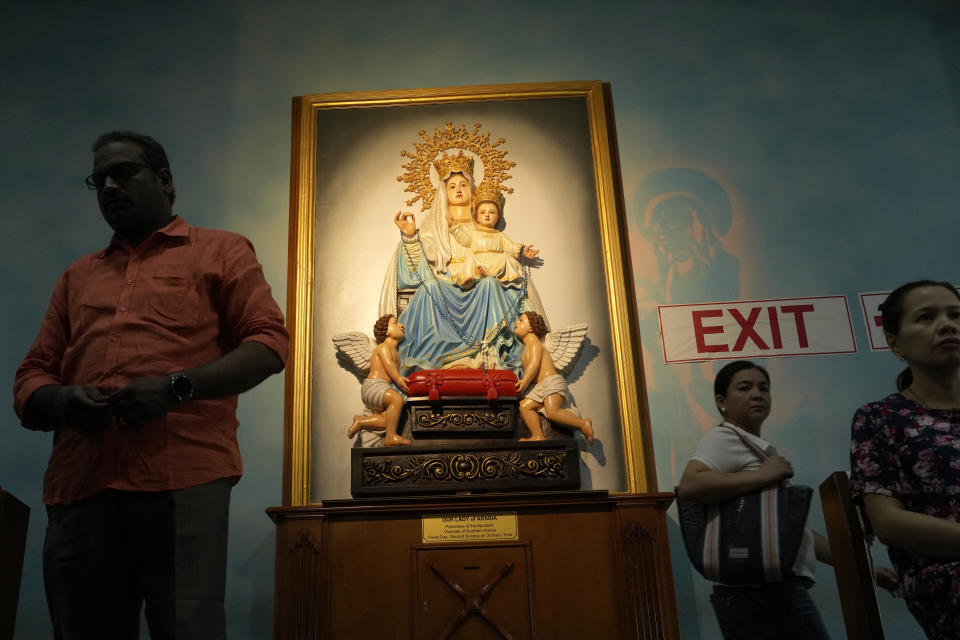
332, 314, 412, 446
447, 183, 539, 290
513, 311, 594, 444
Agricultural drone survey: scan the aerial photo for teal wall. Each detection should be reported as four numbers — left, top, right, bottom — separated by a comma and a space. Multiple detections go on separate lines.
3, 1, 957, 637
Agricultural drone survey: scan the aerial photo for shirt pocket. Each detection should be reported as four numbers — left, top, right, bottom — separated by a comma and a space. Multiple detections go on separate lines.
142, 270, 200, 326
74, 282, 123, 335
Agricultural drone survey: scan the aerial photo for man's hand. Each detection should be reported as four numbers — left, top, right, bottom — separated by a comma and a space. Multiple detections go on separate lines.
108, 377, 178, 428
516, 377, 531, 394
42, 385, 111, 429
398, 376, 410, 394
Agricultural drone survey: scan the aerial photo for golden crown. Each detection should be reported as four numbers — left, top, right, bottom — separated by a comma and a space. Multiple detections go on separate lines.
433, 152, 475, 181
398, 122, 515, 211
472, 182, 504, 211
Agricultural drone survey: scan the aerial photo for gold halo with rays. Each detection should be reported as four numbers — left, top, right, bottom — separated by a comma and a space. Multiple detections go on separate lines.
397, 122, 515, 211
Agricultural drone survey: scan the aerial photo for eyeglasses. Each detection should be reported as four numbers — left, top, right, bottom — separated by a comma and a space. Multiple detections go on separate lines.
84, 162, 153, 190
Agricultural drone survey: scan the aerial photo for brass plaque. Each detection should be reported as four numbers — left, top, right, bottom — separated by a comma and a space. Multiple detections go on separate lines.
422, 512, 519, 543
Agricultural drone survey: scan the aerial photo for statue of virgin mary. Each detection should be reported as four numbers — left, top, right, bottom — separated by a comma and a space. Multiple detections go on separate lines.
379, 139, 547, 374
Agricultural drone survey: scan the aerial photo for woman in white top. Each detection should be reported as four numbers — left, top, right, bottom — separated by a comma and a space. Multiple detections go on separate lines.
677, 360, 832, 640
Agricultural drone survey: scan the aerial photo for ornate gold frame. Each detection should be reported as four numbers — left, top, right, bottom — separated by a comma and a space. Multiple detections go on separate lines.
283, 81, 655, 505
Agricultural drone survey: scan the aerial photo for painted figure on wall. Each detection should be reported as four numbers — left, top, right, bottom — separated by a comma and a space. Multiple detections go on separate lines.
636, 168, 738, 306
631, 168, 741, 482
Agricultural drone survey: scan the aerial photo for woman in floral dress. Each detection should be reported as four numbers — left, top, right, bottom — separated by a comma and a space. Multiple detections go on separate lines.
850, 280, 960, 639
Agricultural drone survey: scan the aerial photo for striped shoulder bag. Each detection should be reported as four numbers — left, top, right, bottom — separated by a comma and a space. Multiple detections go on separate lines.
675, 425, 813, 584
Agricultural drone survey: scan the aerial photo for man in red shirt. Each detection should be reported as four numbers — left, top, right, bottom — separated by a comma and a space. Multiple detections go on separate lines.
13, 131, 288, 639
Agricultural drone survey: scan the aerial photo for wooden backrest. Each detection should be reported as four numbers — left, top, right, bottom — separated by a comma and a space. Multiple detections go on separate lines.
819, 471, 884, 640
0, 490, 30, 640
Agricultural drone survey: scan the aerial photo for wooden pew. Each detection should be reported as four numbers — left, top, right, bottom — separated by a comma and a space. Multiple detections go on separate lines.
819, 471, 884, 640
0, 490, 30, 640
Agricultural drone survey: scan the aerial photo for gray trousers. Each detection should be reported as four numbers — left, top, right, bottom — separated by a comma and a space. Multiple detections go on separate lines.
44, 477, 233, 640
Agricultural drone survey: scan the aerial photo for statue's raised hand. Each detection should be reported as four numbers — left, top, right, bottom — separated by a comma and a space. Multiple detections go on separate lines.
394, 211, 417, 237
523, 244, 539, 260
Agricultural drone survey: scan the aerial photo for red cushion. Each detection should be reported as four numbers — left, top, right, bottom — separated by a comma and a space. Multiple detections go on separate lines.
408, 369, 519, 401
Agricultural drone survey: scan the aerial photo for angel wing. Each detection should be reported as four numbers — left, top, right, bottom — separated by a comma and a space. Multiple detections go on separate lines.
332, 331, 376, 377
544, 323, 588, 376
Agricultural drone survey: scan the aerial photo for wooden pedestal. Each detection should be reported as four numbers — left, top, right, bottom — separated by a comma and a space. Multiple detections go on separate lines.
268, 491, 679, 639
351, 440, 580, 497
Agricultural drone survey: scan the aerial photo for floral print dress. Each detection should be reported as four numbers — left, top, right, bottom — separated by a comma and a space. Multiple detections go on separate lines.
850, 393, 960, 640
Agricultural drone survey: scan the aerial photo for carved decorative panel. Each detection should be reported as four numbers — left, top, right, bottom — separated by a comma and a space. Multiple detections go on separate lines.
351, 441, 579, 496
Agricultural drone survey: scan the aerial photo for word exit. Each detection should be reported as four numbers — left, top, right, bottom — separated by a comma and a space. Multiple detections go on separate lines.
658, 296, 857, 363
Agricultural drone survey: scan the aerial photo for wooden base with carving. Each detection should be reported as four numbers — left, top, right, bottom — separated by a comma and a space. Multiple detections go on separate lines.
268, 491, 679, 639
352, 440, 580, 497
407, 396, 518, 439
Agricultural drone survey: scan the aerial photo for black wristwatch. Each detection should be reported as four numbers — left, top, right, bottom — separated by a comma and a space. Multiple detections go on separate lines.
168, 374, 195, 403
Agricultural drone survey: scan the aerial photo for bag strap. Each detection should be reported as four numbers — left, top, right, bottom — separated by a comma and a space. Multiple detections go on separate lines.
719, 423, 769, 462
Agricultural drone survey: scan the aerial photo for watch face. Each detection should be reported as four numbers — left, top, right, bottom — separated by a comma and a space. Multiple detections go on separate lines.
171, 375, 193, 401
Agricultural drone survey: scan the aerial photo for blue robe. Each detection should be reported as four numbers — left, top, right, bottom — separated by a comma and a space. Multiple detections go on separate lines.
395, 246, 526, 373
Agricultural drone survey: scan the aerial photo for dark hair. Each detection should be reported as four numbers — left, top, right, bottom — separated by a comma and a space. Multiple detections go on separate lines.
523, 311, 547, 339
373, 314, 394, 344
879, 280, 960, 390
713, 360, 770, 398
91, 131, 176, 204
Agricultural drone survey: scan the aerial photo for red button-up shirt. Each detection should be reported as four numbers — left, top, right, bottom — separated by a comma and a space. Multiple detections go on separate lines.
13, 216, 288, 505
